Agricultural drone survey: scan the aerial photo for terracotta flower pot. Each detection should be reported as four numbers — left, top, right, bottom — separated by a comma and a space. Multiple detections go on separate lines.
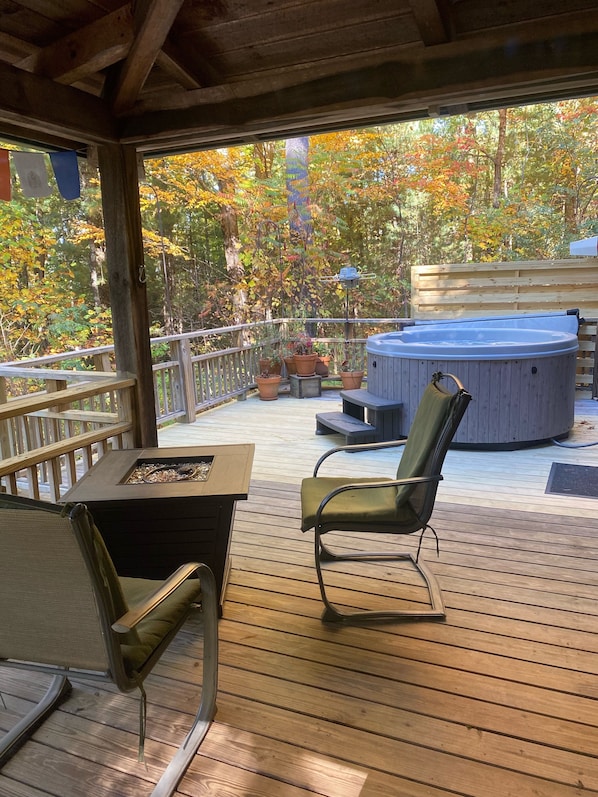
340, 370, 364, 390
294, 353, 318, 376
256, 375, 282, 400
315, 355, 331, 377
259, 357, 281, 375
283, 356, 297, 376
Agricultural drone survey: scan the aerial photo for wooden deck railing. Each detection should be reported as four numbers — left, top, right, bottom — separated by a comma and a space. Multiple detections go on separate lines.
0, 371, 135, 501
0, 318, 399, 498
1, 311, 593, 499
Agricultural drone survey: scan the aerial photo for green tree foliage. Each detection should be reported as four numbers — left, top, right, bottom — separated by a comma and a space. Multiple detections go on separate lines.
0, 155, 112, 360
0, 97, 596, 360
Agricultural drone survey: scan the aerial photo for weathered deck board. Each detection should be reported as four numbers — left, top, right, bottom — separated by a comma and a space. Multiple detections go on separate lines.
2, 392, 598, 796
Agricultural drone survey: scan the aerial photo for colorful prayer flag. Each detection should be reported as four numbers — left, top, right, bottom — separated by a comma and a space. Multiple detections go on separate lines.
0, 149, 10, 201
12, 151, 51, 198
49, 150, 81, 200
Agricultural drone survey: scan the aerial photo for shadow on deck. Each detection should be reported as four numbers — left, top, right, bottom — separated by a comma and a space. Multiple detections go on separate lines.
0, 396, 598, 797
1, 474, 598, 796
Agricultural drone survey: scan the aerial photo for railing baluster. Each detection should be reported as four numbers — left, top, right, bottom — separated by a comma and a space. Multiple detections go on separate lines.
10, 313, 583, 499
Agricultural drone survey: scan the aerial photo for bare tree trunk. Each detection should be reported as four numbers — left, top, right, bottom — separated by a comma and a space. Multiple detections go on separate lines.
154, 189, 180, 334
492, 108, 508, 208
218, 176, 247, 324
89, 243, 104, 308
254, 141, 276, 179
285, 137, 313, 309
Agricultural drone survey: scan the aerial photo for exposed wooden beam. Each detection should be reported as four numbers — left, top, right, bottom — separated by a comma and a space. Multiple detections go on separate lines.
0, 30, 36, 62
16, 6, 134, 85
0, 60, 117, 146
122, 27, 598, 153
156, 44, 203, 91
110, 0, 186, 114
408, 0, 451, 45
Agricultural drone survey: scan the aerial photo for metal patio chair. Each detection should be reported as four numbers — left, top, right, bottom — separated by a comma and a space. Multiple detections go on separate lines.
0, 494, 218, 797
301, 372, 472, 623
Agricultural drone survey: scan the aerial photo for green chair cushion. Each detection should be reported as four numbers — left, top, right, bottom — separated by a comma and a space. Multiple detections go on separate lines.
119, 576, 201, 673
301, 476, 417, 532
89, 519, 130, 621
395, 380, 454, 507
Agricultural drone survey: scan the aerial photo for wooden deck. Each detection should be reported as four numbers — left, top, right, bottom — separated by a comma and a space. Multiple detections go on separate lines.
2, 388, 598, 796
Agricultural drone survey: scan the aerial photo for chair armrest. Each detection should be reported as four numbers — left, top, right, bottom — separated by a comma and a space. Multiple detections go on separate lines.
111, 562, 215, 634
313, 437, 408, 476
315, 474, 443, 522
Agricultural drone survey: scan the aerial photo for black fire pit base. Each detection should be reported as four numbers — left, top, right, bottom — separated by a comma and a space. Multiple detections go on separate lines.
63, 445, 254, 615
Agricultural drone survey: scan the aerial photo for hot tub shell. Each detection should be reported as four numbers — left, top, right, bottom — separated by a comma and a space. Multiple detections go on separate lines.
366, 314, 579, 449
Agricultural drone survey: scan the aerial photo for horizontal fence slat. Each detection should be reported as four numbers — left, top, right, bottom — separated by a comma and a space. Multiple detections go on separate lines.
411, 258, 598, 393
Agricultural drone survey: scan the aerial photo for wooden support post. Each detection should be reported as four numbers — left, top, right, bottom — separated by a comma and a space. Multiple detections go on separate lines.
97, 144, 157, 447
170, 339, 197, 423
0, 377, 10, 461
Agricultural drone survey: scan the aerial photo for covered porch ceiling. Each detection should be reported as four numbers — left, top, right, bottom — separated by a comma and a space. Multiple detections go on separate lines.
2, 0, 597, 449
1, 0, 598, 158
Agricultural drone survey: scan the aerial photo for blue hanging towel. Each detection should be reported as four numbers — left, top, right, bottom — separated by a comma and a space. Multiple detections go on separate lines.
50, 150, 81, 200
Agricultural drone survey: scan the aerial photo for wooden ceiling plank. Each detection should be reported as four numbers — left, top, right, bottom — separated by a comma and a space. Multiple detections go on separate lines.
16, 6, 134, 84
110, 0, 186, 114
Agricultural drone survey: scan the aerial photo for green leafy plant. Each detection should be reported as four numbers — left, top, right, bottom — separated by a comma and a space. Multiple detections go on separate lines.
290, 332, 313, 355
340, 349, 363, 371
312, 340, 331, 357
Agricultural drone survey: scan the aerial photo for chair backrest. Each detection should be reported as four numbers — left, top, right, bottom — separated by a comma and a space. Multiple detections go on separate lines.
395, 373, 471, 519
0, 494, 131, 674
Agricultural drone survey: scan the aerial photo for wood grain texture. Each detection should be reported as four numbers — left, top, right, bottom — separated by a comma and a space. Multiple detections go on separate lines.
3, 390, 598, 795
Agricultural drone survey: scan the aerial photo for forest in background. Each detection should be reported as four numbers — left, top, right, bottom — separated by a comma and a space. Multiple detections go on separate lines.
0, 97, 596, 361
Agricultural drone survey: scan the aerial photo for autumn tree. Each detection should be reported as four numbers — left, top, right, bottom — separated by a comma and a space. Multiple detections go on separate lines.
1, 95, 596, 358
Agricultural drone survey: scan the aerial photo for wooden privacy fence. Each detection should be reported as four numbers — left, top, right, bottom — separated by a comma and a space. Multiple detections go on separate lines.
411, 258, 598, 391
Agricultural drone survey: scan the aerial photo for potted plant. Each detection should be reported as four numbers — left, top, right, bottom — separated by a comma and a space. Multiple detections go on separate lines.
312, 341, 332, 377
259, 347, 282, 375
255, 369, 282, 400
292, 332, 318, 376
339, 354, 364, 390
282, 341, 297, 375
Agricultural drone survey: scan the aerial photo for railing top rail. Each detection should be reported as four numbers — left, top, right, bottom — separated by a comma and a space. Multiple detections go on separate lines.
0, 376, 135, 421
0, 367, 118, 380
0, 318, 409, 371
150, 319, 287, 345
1, 345, 116, 368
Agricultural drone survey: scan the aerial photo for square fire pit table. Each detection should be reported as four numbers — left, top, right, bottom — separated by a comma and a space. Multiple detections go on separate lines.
63, 444, 254, 614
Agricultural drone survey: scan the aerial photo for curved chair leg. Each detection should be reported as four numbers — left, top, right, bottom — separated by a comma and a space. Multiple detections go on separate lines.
315, 532, 445, 624
150, 564, 219, 797
0, 675, 72, 767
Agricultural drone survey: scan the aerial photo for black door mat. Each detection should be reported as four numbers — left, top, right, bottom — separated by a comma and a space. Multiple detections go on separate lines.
546, 462, 598, 499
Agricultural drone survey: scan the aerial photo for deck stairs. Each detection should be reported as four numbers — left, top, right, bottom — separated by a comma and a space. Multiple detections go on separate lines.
315, 388, 403, 444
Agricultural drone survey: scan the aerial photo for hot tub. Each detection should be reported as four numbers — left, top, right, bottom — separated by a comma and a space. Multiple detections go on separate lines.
366, 313, 579, 449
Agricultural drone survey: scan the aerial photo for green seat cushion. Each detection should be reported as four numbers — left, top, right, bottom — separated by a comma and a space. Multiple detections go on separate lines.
395, 381, 454, 507
89, 519, 130, 620
301, 476, 417, 532
119, 576, 201, 673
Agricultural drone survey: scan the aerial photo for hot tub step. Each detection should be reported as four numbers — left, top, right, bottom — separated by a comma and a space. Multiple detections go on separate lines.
315, 411, 378, 444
